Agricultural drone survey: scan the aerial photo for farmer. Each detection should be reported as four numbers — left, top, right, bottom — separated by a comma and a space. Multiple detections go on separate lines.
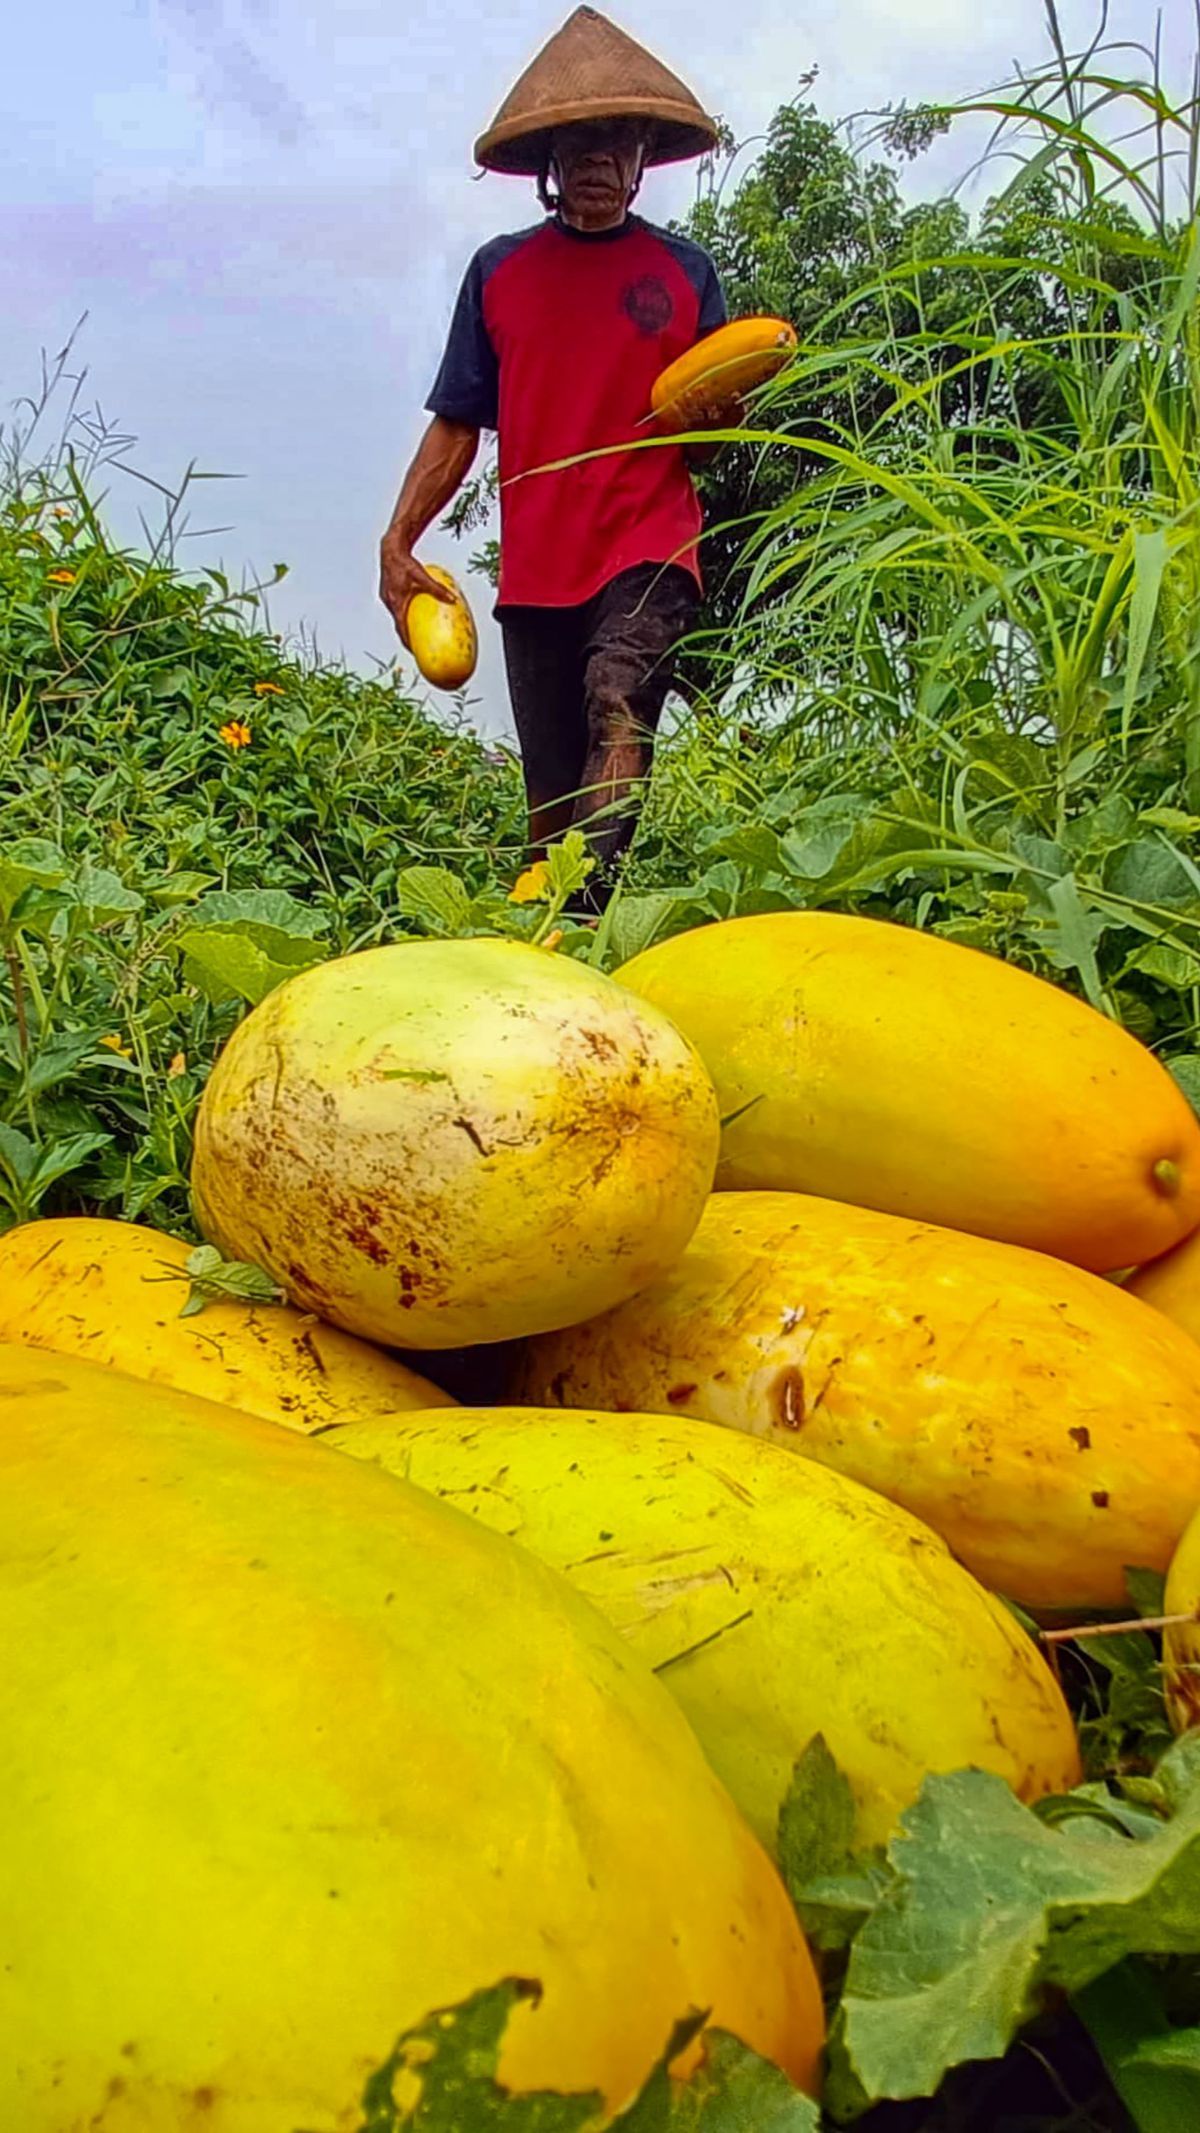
378, 5, 727, 904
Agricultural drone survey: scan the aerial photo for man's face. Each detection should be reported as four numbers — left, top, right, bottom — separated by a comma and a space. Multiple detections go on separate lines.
550, 118, 646, 225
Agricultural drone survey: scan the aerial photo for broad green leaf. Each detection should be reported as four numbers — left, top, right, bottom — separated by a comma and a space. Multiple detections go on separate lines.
1131, 942, 1200, 991
74, 863, 144, 924
836, 1740, 1200, 2104
605, 893, 690, 967
543, 830, 595, 902
778, 1735, 859, 1896
1107, 841, 1200, 913
175, 927, 322, 1007
0, 838, 67, 926
0, 1121, 38, 1188
1167, 1057, 1200, 1116
395, 866, 474, 936
149, 872, 219, 907
326, 1979, 817, 2133
28, 1129, 112, 1190
1041, 873, 1106, 1006
181, 1244, 286, 1316
781, 797, 873, 881
1078, 1962, 1200, 2133
186, 887, 328, 940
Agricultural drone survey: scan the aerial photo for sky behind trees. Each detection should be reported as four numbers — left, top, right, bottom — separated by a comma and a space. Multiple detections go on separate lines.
3, 0, 1194, 732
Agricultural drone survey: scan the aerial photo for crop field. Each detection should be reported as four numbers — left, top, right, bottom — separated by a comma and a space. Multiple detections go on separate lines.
5, 13, 1200, 2132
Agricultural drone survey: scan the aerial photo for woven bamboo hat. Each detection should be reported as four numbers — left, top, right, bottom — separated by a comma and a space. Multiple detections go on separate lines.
474, 6, 719, 175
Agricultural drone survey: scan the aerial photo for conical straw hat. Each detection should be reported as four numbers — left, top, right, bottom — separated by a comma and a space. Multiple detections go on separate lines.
475, 6, 719, 175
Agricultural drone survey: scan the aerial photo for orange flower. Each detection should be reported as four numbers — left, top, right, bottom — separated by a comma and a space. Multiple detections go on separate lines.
541, 928, 565, 952
219, 720, 252, 751
99, 1033, 133, 1059
47, 568, 76, 585
253, 680, 283, 696
509, 861, 551, 905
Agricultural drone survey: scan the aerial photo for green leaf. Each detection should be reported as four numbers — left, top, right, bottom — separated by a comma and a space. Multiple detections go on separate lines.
1041, 873, 1107, 1006
543, 831, 595, 902
1167, 1058, 1200, 1116
836, 1740, 1200, 2104
606, 893, 689, 967
1133, 943, 1200, 991
74, 863, 144, 924
186, 887, 328, 941
182, 1244, 285, 1316
326, 1979, 818, 2133
0, 838, 67, 926
1078, 1962, 1200, 2133
175, 927, 322, 1008
1107, 841, 1200, 913
1123, 530, 1170, 744
778, 1735, 859, 1894
0, 1122, 38, 1188
395, 866, 474, 936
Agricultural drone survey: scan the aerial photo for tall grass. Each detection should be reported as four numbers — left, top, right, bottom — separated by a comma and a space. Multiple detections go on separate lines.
623, 6, 1200, 1092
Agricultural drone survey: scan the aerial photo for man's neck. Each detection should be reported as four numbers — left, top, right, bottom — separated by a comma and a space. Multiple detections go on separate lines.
557, 208, 631, 236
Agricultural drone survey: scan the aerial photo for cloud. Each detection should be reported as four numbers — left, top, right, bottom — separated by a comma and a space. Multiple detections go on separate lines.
155, 0, 308, 141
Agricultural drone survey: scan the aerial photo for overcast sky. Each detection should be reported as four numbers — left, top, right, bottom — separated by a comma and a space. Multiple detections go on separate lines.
3, 0, 1194, 735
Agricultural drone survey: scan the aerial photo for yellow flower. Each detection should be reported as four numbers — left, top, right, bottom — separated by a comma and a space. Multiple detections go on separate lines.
52, 504, 72, 519
542, 928, 564, 952
47, 568, 76, 585
167, 1051, 187, 1079
509, 861, 551, 905
219, 720, 252, 751
253, 680, 284, 696
99, 1033, 133, 1059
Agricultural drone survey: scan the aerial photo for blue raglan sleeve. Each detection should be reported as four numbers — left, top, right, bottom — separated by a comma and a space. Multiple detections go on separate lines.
697, 253, 728, 336
425, 252, 499, 431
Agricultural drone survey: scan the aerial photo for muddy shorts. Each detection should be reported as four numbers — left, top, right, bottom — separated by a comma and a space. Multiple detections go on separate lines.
498, 561, 699, 893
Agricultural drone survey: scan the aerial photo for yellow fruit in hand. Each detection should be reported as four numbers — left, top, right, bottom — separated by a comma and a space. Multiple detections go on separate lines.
406, 563, 477, 689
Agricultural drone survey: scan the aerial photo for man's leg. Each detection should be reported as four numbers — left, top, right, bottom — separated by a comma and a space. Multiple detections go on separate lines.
499, 605, 587, 861
574, 564, 699, 889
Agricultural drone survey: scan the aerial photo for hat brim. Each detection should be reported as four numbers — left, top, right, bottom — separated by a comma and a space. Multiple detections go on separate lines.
475, 101, 718, 174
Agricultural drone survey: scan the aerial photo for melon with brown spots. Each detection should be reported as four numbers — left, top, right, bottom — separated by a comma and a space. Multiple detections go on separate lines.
191, 938, 719, 1348
517, 1190, 1200, 1613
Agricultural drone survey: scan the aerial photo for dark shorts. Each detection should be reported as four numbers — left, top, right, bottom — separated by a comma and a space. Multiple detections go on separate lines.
498, 562, 699, 881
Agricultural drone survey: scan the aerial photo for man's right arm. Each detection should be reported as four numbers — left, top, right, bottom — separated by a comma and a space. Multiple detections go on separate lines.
378, 418, 480, 645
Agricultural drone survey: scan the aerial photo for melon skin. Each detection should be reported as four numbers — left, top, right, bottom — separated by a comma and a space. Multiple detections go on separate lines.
0, 1342, 821, 2130
191, 937, 720, 1349
1127, 1225, 1200, 1346
324, 1402, 1081, 1850
407, 563, 477, 689
0, 1217, 451, 1428
517, 1190, 1200, 1613
617, 910, 1200, 1272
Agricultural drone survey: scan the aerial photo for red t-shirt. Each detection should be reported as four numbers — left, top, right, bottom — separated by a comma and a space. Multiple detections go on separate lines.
426, 214, 726, 609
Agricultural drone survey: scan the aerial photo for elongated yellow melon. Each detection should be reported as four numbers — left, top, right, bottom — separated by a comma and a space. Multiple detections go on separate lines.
191, 938, 719, 1348
0, 1218, 451, 1428
517, 1191, 1200, 1613
0, 1344, 821, 2127
617, 911, 1200, 1272
407, 563, 477, 689
1126, 1226, 1200, 1347
1162, 1506, 1200, 1733
325, 1404, 1080, 1850
651, 317, 797, 431
0, 1236, 1080, 1842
